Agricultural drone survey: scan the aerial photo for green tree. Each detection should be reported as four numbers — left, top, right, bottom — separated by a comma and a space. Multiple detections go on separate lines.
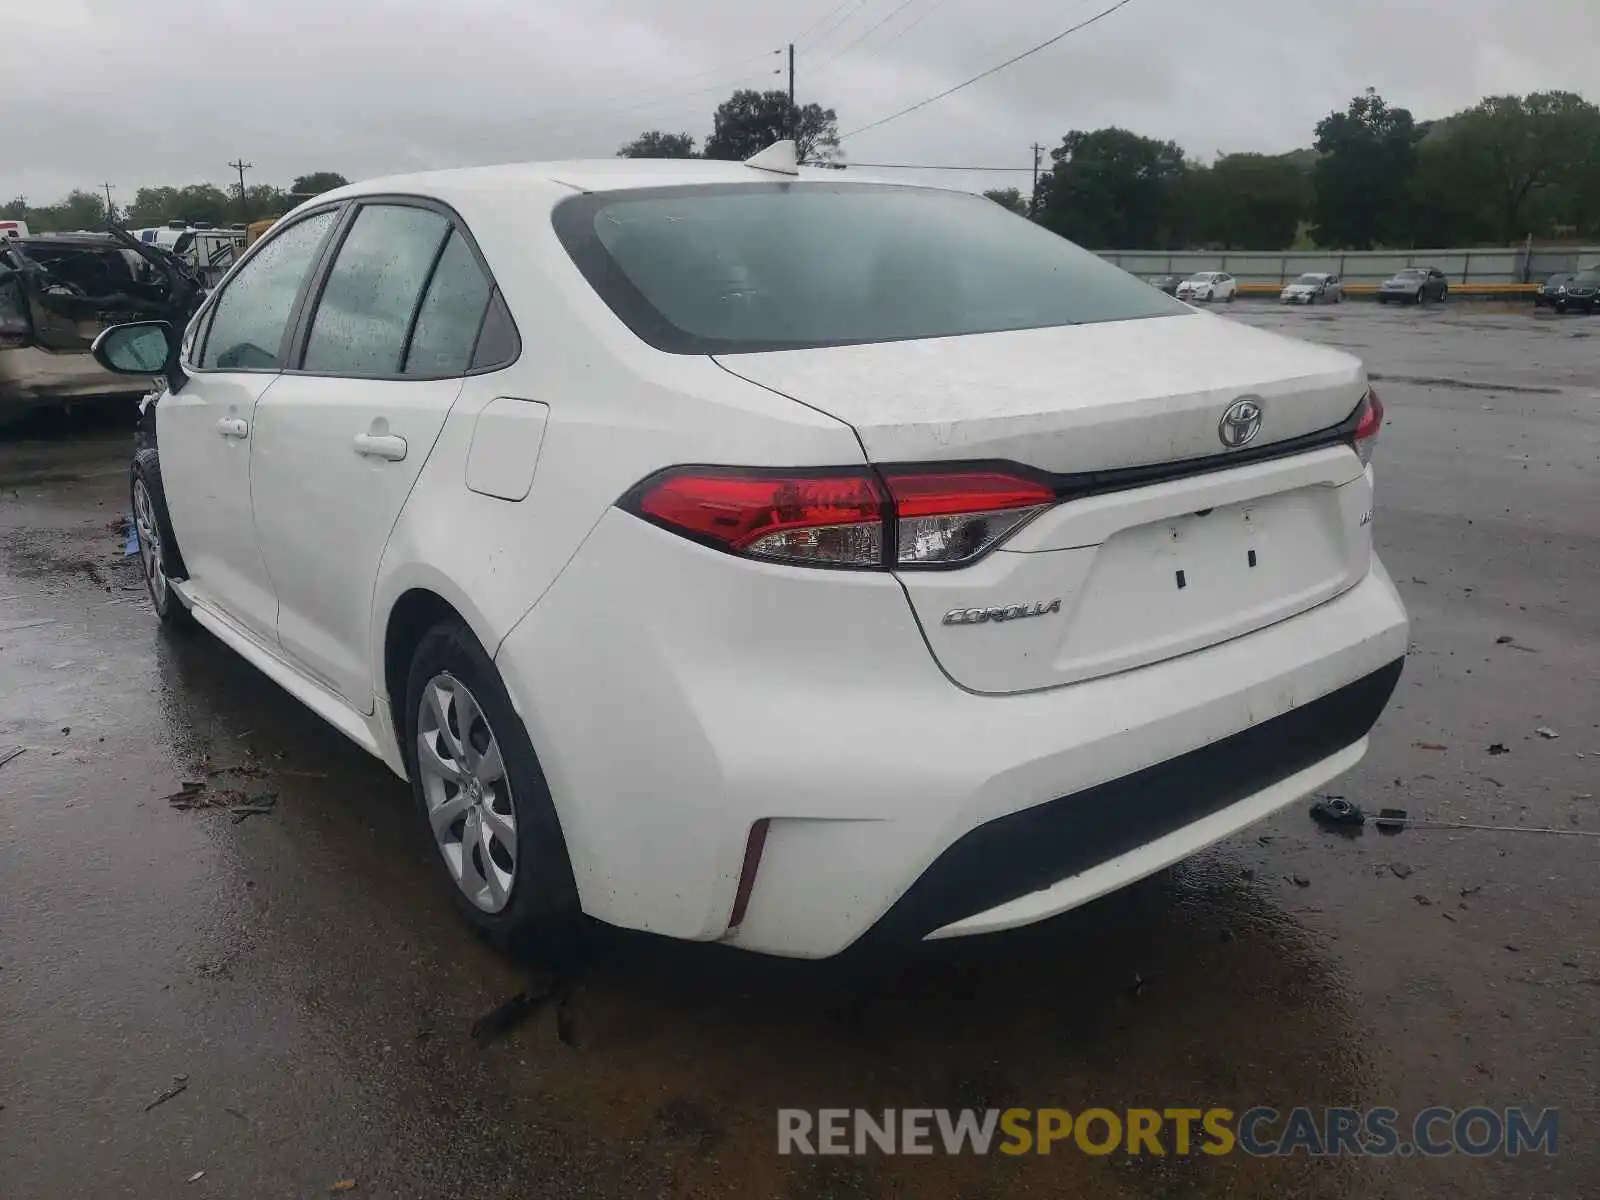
983, 187, 1028, 216
702, 89, 839, 164
244, 183, 290, 221
1311, 89, 1419, 248
290, 172, 350, 198
618, 131, 697, 158
2, 196, 26, 221
23, 189, 107, 233
1034, 128, 1189, 249
1181, 153, 1309, 249
1412, 93, 1600, 243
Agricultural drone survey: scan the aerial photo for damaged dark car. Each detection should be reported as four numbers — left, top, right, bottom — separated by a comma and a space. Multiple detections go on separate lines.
0, 228, 205, 423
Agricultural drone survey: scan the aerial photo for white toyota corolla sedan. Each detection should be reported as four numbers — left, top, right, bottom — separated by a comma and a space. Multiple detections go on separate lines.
93, 143, 1407, 959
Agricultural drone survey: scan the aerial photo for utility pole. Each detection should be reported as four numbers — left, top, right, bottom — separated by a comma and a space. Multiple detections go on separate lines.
100, 182, 115, 222
228, 158, 254, 219
1029, 143, 1044, 218
788, 43, 796, 147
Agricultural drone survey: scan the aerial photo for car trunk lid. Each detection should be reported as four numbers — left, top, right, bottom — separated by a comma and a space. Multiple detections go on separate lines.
718, 313, 1375, 693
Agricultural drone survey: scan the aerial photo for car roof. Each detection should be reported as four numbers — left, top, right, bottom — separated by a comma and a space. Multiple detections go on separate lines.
316, 158, 946, 204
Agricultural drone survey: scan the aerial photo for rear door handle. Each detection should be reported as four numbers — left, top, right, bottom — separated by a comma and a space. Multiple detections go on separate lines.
352, 432, 408, 462
216, 417, 248, 439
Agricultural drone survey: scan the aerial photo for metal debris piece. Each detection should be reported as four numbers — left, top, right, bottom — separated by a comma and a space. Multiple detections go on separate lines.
1374, 808, 1409, 832
1495, 635, 1514, 644
1290, 874, 1311, 888
1487, 743, 1510, 755
1310, 796, 1365, 826
187, 1171, 205, 1183
1389, 862, 1413, 879
0, 746, 26, 771
1535, 726, 1560, 739
1414, 740, 1448, 751
144, 1078, 188, 1112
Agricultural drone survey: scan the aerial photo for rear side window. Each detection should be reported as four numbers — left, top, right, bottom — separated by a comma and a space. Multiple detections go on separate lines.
553, 182, 1187, 354
200, 209, 337, 370
303, 204, 450, 375
404, 230, 493, 375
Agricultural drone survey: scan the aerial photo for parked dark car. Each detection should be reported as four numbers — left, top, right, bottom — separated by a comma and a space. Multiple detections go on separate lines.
1534, 272, 1573, 308
1147, 274, 1183, 295
1554, 269, 1599, 314
1377, 267, 1449, 305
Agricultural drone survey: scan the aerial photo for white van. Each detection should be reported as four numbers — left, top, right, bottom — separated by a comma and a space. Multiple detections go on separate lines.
0, 220, 30, 241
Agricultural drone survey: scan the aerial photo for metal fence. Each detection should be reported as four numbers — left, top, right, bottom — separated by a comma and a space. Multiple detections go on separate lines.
1098, 247, 1600, 287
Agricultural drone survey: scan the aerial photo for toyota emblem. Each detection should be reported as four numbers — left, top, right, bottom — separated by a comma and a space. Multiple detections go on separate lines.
1218, 397, 1264, 448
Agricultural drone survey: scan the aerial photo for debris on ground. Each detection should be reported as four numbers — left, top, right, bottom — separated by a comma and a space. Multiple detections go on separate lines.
1414, 895, 1432, 906
0, 746, 25, 771
0, 617, 56, 634
1461, 885, 1482, 897
1390, 862, 1413, 879
1290, 874, 1311, 888
1310, 796, 1365, 826
166, 778, 279, 822
187, 1171, 205, 1183
1375, 808, 1409, 832
1496, 635, 1514, 644
1535, 726, 1560, 739
471, 979, 557, 1047
144, 1076, 189, 1112
331, 1181, 358, 1193
1414, 741, 1448, 751
1488, 743, 1510, 755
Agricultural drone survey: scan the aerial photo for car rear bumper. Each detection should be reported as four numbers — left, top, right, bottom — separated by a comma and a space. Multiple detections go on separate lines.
497, 509, 1409, 958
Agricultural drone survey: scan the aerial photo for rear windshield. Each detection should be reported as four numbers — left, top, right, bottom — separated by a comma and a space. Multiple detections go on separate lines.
552, 182, 1187, 354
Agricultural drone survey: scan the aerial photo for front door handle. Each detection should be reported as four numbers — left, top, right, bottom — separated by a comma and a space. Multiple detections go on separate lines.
352, 432, 408, 462
216, 417, 248, 439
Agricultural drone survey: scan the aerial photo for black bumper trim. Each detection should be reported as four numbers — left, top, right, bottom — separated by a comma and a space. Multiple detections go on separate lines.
860, 657, 1404, 947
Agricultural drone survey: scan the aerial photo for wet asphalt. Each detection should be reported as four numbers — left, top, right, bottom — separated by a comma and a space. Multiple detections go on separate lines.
1, 303, 1597, 1199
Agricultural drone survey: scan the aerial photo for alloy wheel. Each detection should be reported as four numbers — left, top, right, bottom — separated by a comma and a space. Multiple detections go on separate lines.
416, 672, 518, 912
132, 477, 167, 610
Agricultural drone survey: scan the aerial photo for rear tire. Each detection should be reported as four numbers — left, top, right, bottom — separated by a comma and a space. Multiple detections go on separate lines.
130, 449, 194, 629
403, 618, 580, 955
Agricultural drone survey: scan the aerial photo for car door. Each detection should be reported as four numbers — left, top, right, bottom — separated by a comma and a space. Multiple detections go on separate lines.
250, 200, 496, 709
157, 208, 341, 642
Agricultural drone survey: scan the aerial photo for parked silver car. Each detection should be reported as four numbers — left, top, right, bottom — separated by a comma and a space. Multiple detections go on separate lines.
1378, 267, 1448, 305
1279, 272, 1344, 305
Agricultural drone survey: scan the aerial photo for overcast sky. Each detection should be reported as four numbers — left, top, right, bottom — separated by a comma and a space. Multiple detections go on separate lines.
3, 0, 1597, 204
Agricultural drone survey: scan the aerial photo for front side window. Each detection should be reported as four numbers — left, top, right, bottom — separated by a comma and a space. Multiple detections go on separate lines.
302, 204, 450, 375
554, 182, 1187, 354
200, 209, 337, 370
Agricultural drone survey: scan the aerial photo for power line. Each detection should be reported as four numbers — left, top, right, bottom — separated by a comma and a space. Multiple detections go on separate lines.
802, 0, 875, 55
871, 0, 960, 50
839, 0, 1137, 140
810, 0, 928, 77
794, 0, 859, 48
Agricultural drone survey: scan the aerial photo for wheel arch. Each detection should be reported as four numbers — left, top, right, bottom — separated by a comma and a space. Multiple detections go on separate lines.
376, 572, 503, 764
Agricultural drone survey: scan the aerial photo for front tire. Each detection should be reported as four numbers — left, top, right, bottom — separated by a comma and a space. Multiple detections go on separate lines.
404, 619, 579, 954
130, 449, 194, 628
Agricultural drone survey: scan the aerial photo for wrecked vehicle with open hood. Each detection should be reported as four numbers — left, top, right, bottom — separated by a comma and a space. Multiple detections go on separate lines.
0, 227, 205, 423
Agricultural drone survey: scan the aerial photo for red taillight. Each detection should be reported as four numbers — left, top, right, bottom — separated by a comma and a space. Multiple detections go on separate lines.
633, 470, 886, 566
1354, 389, 1384, 465
626, 467, 1054, 568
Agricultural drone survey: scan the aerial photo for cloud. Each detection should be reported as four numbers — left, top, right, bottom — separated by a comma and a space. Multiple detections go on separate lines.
2, 0, 1596, 202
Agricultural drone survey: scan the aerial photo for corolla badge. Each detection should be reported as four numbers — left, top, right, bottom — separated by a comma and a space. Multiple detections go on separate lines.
1218, 396, 1264, 448
943, 598, 1062, 626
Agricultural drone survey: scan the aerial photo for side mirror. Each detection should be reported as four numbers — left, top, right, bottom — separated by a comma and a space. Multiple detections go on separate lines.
91, 321, 179, 378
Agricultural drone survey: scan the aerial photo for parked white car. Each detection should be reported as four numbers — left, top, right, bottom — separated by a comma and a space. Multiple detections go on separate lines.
94, 145, 1406, 959
1175, 271, 1238, 303
1280, 272, 1344, 305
